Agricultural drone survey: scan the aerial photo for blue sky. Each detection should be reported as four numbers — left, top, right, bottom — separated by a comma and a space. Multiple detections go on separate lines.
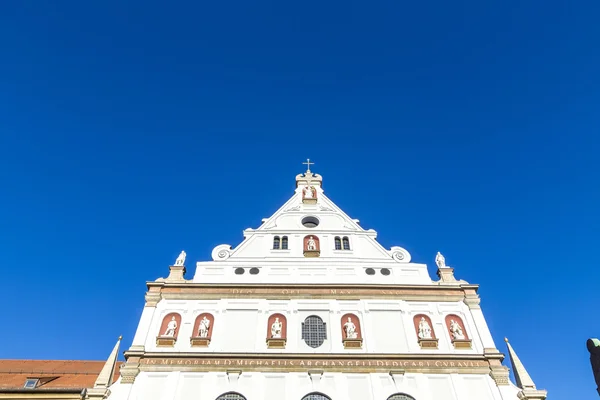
0, 1, 598, 397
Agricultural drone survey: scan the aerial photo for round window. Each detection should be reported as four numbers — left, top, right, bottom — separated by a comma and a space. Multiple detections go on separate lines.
249, 267, 260, 275
380, 268, 391, 276
234, 268, 245, 275
301, 216, 320, 228
365, 268, 375, 275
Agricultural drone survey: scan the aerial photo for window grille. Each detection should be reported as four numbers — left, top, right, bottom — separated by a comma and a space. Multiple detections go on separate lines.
334, 237, 342, 250
216, 393, 247, 400
301, 316, 327, 348
387, 394, 416, 400
282, 236, 288, 250
302, 393, 331, 400
273, 237, 280, 250
342, 237, 350, 250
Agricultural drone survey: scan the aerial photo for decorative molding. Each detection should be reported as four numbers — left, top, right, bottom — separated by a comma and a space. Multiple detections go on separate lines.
342, 338, 363, 349
190, 337, 211, 347
267, 338, 286, 349
418, 338, 439, 349
389, 247, 411, 263
150, 283, 473, 302
156, 337, 176, 347
138, 353, 492, 374
211, 245, 232, 261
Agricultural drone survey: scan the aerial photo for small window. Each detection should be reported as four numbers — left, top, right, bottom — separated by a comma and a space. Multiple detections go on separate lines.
301, 216, 319, 228
234, 267, 245, 275
249, 267, 259, 275
302, 316, 327, 348
281, 236, 288, 250
365, 268, 375, 275
381, 268, 391, 276
216, 393, 247, 400
24, 379, 39, 389
273, 237, 280, 250
342, 237, 350, 250
334, 237, 342, 250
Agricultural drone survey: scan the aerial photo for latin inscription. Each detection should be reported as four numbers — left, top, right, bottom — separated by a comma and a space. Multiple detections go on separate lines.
140, 357, 487, 370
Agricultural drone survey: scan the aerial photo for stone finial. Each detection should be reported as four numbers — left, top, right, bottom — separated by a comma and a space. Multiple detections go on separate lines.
86, 336, 122, 399
165, 264, 187, 282
505, 338, 547, 399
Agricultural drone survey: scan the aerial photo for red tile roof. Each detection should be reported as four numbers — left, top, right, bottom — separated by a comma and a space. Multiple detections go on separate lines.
0, 360, 122, 390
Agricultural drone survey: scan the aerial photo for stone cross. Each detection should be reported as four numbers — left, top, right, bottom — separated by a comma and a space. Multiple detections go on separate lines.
303, 158, 314, 173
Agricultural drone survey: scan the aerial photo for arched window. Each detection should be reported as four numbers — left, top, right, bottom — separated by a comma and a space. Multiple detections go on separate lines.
387, 394, 416, 400
273, 236, 280, 250
334, 237, 342, 250
342, 237, 350, 250
216, 393, 247, 400
301, 316, 327, 348
281, 236, 288, 250
302, 393, 331, 400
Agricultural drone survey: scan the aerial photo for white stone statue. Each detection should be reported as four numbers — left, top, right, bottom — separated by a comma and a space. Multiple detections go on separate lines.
163, 316, 178, 337
198, 316, 210, 338
418, 317, 433, 339
303, 186, 314, 199
271, 317, 283, 339
307, 236, 317, 251
175, 251, 186, 266
435, 251, 446, 268
343, 317, 358, 339
449, 319, 465, 340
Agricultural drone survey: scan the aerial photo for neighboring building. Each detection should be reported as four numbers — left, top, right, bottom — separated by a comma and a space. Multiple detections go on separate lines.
588, 338, 600, 396
0, 340, 122, 400
105, 163, 546, 400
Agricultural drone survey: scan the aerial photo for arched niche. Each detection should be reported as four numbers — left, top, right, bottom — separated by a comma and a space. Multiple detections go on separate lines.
341, 313, 362, 349
266, 313, 287, 349
413, 314, 438, 349
156, 312, 182, 346
191, 313, 214, 347
303, 235, 320, 257
445, 314, 472, 349
302, 185, 317, 203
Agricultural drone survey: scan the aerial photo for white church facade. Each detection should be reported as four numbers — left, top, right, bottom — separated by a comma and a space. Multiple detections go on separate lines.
101, 163, 546, 400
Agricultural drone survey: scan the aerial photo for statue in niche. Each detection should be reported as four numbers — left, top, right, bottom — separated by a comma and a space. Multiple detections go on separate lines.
163, 316, 178, 337
343, 317, 358, 339
435, 251, 446, 268
271, 317, 283, 339
449, 319, 465, 340
198, 316, 210, 338
175, 251, 186, 266
307, 236, 317, 251
418, 317, 433, 339
303, 185, 316, 199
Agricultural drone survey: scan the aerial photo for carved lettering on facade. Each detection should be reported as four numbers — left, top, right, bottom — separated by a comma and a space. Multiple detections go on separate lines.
140, 357, 488, 371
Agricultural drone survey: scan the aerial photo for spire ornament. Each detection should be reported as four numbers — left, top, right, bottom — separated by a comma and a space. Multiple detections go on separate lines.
505, 338, 547, 399
86, 336, 122, 399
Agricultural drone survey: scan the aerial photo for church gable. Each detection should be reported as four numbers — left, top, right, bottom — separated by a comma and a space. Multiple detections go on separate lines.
194, 162, 426, 284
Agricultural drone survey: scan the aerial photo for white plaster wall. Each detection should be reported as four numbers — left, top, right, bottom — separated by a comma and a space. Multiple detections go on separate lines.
112, 371, 511, 400
145, 299, 482, 355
